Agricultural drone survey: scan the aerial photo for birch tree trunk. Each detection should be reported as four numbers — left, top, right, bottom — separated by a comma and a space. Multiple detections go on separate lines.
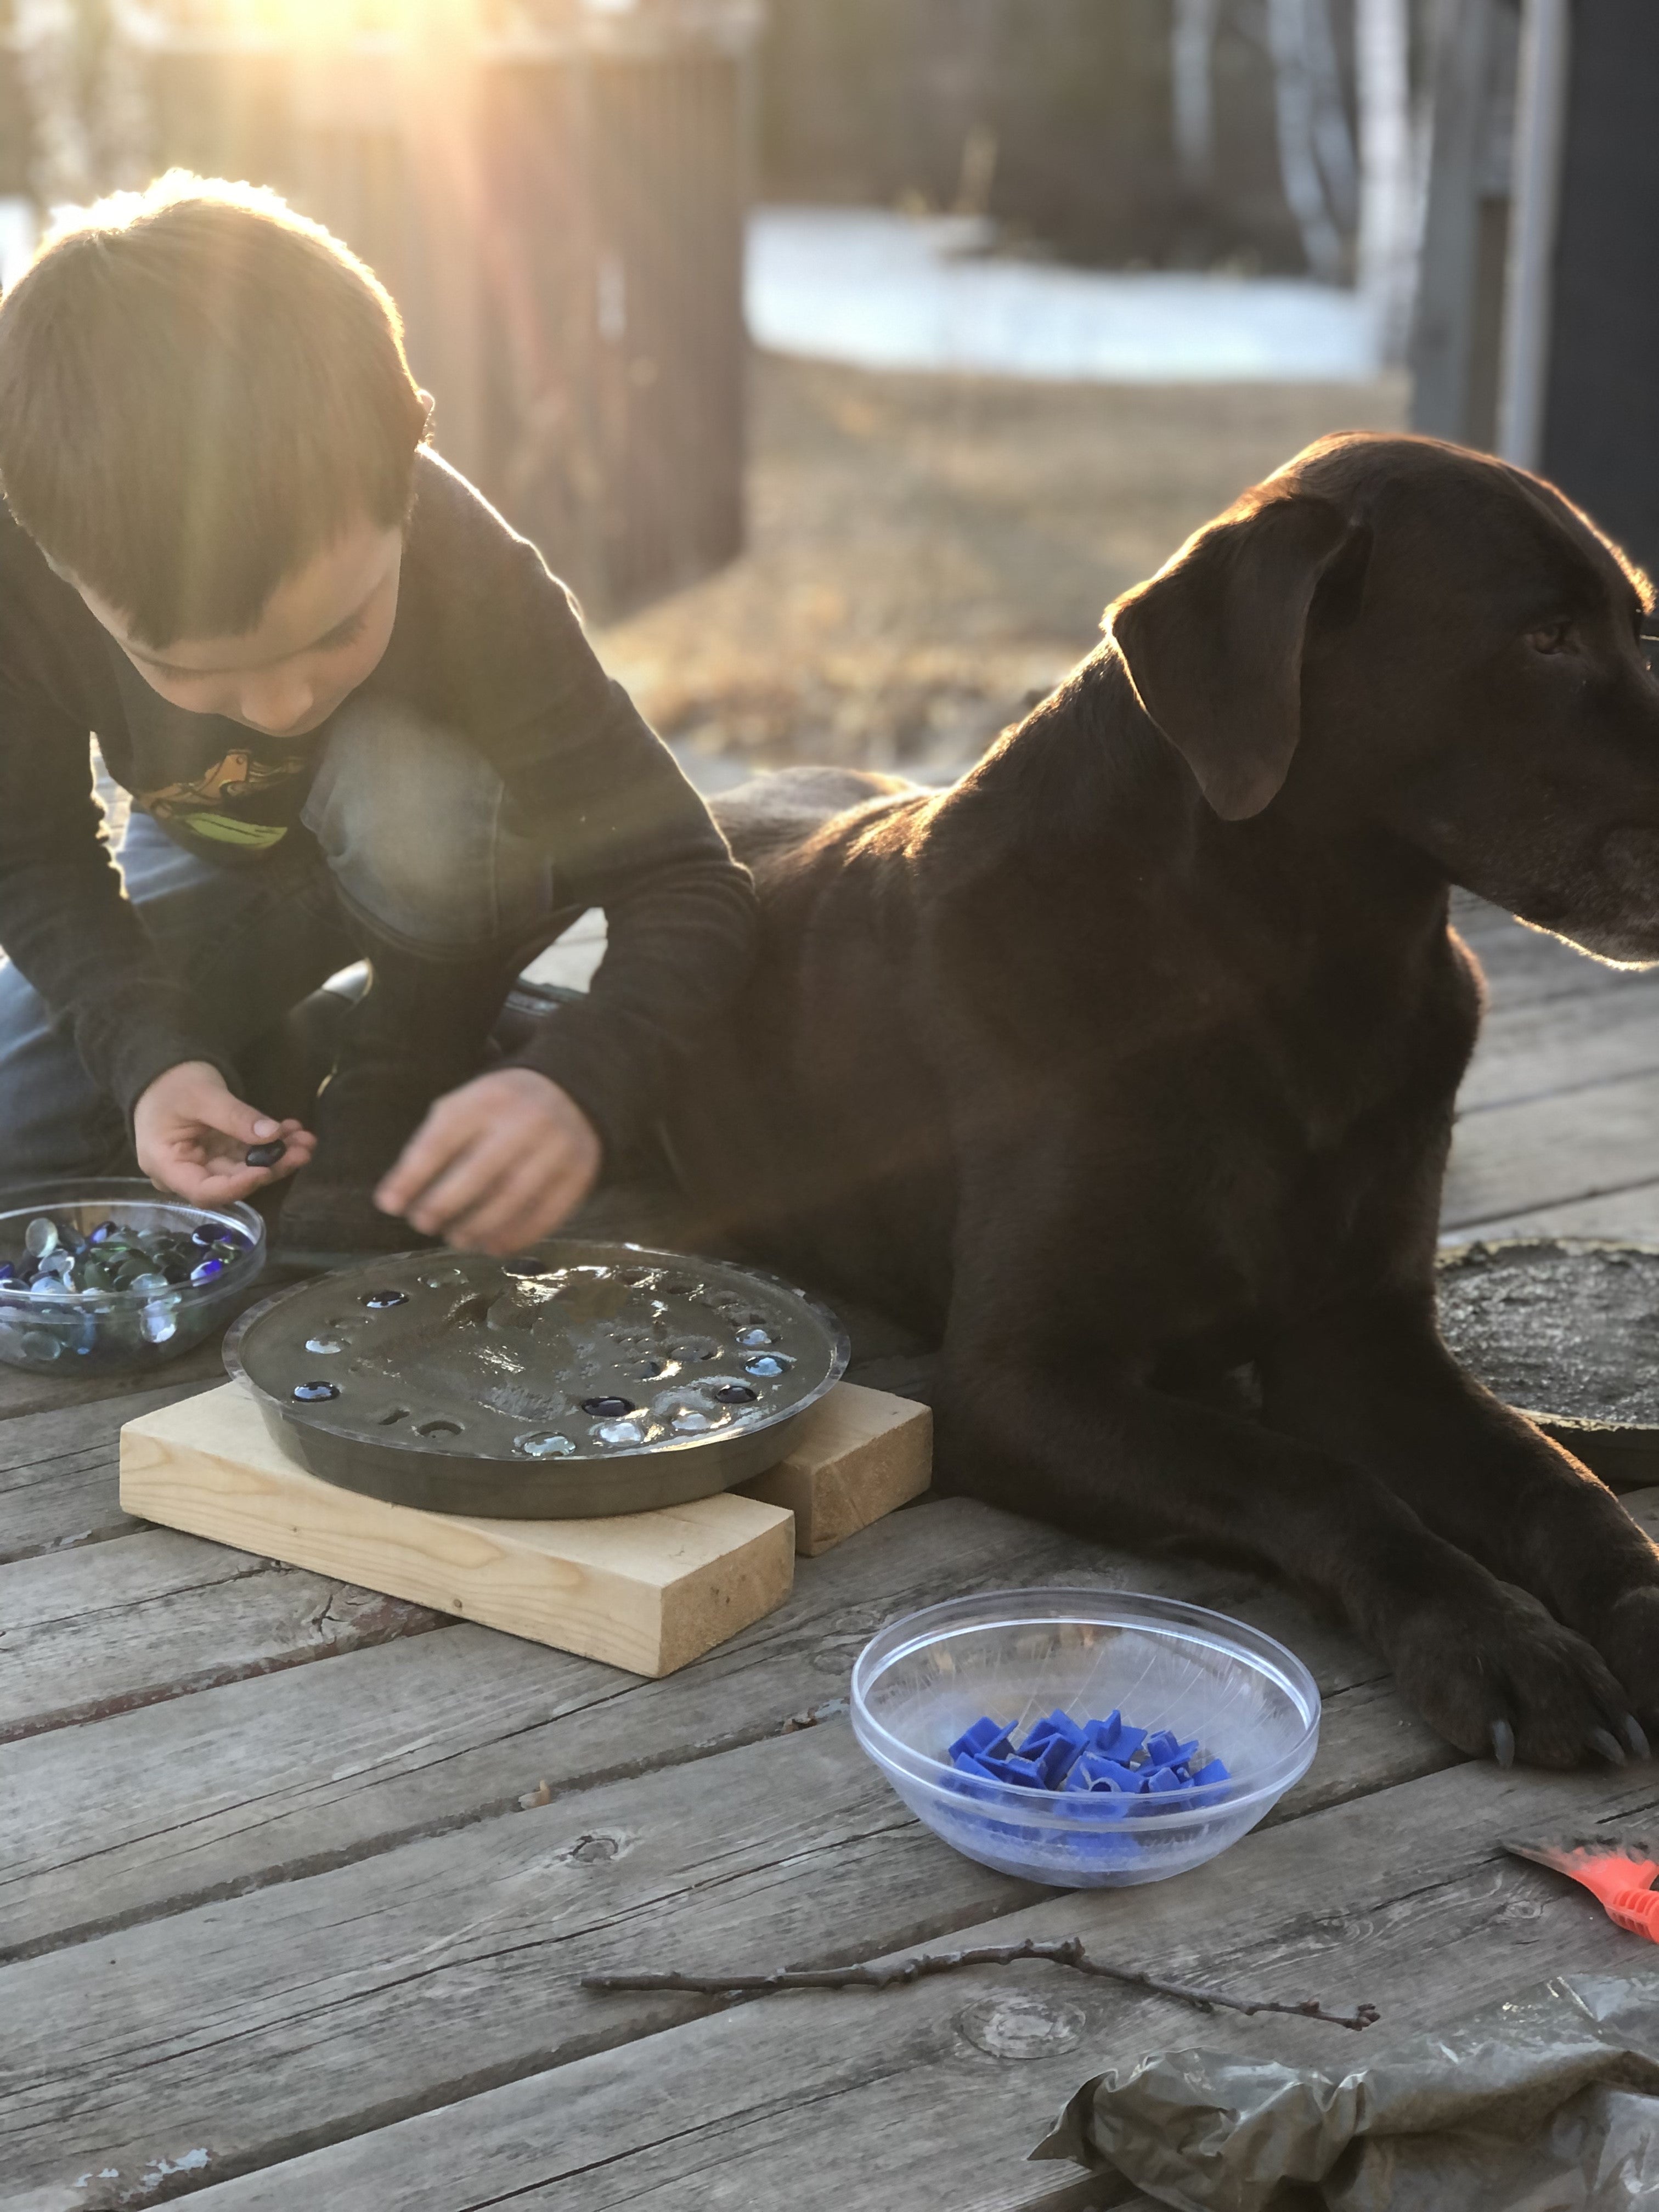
1171, 0, 1221, 198
1267, 0, 1346, 280
1355, 0, 1417, 361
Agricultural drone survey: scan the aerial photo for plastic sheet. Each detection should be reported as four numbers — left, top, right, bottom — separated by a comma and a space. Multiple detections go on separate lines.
1030, 1968, 1659, 2211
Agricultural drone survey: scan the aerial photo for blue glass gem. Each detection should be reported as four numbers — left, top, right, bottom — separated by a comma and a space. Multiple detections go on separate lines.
89, 1221, 117, 1244
712, 1381, 758, 1404
0, 1263, 13, 1285
191, 1225, 219, 1249
218, 1226, 253, 1251
363, 1289, 408, 1311
580, 1396, 635, 1417
189, 1257, 225, 1285
245, 1139, 285, 1169
292, 1380, 340, 1403
743, 1353, 793, 1379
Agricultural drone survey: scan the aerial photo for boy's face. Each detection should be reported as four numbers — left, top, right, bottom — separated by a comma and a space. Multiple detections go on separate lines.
70, 516, 403, 739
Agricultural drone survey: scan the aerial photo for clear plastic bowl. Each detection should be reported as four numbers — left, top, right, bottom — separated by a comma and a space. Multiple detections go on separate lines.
850, 1587, 1320, 1888
0, 1179, 265, 1375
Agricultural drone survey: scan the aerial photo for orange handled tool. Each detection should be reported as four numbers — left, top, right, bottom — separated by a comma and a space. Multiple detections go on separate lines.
1503, 1833, 1659, 1940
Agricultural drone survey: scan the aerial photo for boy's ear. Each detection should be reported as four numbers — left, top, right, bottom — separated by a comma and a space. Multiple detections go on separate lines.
1107, 493, 1360, 821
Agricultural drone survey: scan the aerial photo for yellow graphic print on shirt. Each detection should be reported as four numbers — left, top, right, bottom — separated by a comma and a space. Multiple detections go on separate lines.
137, 746, 312, 849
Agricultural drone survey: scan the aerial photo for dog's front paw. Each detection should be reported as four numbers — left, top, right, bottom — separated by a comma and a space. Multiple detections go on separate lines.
1591, 1585, 1659, 1756
1390, 1583, 1635, 1769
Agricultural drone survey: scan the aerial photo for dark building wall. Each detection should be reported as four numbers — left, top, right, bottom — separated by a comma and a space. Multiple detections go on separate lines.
1541, 0, 1659, 580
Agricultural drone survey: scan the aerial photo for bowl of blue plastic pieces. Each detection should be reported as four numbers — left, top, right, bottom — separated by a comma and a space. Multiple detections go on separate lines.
850, 1587, 1320, 1888
0, 1180, 264, 1375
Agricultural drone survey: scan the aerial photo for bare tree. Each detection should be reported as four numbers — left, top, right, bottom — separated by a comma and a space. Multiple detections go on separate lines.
1172, 0, 1222, 198
1355, 0, 1418, 359
1266, 0, 1347, 279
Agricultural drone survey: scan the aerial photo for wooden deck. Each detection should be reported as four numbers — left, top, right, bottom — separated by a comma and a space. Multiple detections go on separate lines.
8, 895, 1659, 2211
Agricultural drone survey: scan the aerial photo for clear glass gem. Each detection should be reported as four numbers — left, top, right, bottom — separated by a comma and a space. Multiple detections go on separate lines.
592, 1418, 646, 1447
142, 1304, 178, 1344
514, 1430, 577, 1458
24, 1217, 58, 1259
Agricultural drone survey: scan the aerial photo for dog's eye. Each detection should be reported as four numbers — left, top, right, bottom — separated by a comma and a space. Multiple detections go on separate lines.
1527, 620, 1575, 655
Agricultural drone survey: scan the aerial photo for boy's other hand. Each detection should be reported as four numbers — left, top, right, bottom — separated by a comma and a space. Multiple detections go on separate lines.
376, 1068, 602, 1256
134, 1060, 315, 1205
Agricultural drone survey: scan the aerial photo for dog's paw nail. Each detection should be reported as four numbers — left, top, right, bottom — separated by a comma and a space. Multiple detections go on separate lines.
1589, 1726, 1627, 1767
1623, 1713, 1652, 1760
1490, 1719, 1515, 1768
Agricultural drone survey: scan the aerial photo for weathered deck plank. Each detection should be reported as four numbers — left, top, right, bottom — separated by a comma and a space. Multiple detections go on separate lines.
161, 1752, 1659, 2212
0, 1380, 210, 1564
1443, 1063, 1659, 1229
0, 1527, 445, 1745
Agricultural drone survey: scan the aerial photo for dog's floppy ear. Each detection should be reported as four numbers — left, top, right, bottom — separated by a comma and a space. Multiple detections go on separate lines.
1108, 493, 1357, 821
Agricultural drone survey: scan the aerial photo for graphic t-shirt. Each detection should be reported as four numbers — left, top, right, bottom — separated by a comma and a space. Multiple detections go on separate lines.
0, 447, 756, 1143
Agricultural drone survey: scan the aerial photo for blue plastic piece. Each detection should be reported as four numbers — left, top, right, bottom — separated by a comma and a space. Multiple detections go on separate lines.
940, 1709, 1228, 1812
949, 1716, 1010, 1763
980, 1754, 1045, 1788
950, 1752, 1003, 1781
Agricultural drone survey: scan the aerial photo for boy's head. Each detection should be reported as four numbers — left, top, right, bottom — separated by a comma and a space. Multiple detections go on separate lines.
0, 173, 430, 733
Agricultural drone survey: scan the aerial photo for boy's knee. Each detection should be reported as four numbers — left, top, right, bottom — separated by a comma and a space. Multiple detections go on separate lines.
303, 699, 550, 950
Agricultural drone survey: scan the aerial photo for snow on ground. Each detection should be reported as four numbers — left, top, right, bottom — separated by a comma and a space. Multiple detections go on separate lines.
746, 206, 1382, 385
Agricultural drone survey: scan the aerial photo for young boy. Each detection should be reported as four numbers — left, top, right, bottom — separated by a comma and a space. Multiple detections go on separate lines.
0, 174, 756, 1258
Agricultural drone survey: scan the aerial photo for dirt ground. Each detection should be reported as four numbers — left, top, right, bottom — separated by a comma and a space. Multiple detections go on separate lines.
596, 351, 1409, 779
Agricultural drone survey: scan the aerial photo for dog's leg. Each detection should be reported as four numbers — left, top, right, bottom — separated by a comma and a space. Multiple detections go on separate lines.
936, 1315, 1637, 1769
1260, 1293, 1659, 1752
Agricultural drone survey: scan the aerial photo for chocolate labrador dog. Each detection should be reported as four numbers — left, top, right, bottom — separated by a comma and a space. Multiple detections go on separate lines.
666, 431, 1659, 1770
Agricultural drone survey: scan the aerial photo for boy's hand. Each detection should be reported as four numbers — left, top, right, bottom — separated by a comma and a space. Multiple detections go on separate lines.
134, 1060, 315, 1205
376, 1068, 602, 1256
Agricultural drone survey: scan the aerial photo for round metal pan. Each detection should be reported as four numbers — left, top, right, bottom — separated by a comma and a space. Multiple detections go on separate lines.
1436, 1237, 1659, 1491
224, 1239, 850, 1517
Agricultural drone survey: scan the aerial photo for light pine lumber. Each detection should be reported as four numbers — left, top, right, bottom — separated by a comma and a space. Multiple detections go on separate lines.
0, 1379, 211, 1564
120, 1381, 796, 1679
155, 1750, 1659, 2212
0, 1526, 443, 1745
738, 1381, 932, 1553
0, 1487, 1408, 1962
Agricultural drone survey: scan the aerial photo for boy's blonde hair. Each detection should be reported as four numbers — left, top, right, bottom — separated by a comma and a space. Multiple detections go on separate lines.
0, 172, 431, 645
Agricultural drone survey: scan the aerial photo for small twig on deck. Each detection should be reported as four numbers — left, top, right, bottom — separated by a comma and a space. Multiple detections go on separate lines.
582, 1936, 1380, 2032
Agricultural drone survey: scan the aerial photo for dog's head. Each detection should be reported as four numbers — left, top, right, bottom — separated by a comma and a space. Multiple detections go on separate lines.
1108, 433, 1659, 962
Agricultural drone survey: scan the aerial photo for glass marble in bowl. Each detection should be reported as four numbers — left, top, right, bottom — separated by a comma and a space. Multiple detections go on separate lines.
0, 1180, 264, 1374
851, 1588, 1320, 1888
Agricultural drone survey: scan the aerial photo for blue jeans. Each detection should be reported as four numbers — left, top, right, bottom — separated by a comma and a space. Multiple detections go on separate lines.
0, 698, 563, 1182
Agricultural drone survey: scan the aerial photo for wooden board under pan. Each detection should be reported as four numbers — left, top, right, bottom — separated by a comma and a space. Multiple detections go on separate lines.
1436, 1237, 1659, 1491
